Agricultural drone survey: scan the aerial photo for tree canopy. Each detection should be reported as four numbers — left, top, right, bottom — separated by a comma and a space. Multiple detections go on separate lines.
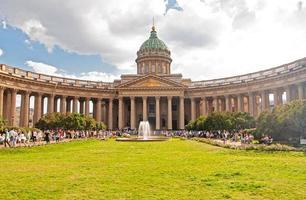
257, 100, 306, 141
35, 113, 106, 131
186, 111, 255, 133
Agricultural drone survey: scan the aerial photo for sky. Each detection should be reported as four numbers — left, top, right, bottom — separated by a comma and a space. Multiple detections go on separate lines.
0, 0, 306, 82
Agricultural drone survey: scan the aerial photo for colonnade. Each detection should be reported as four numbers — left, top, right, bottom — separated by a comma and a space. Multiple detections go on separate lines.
0, 82, 304, 130
199, 83, 305, 117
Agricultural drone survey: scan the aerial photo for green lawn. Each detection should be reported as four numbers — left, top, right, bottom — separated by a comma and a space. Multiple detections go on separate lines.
0, 139, 306, 200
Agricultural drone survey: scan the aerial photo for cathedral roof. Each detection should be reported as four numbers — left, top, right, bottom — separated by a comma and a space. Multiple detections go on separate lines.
139, 26, 168, 51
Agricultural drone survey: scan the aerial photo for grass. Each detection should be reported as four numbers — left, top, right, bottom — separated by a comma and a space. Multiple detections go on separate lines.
0, 139, 306, 200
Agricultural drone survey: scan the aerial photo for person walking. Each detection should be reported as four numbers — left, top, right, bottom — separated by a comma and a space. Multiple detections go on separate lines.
4, 129, 11, 148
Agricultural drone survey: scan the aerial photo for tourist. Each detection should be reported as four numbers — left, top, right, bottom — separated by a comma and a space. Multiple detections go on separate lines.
10, 129, 17, 148
19, 132, 27, 147
45, 131, 50, 144
4, 129, 11, 148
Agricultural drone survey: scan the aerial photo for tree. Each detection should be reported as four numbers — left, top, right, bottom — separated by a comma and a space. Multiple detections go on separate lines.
186, 112, 255, 133
0, 116, 7, 131
257, 100, 306, 142
35, 112, 105, 131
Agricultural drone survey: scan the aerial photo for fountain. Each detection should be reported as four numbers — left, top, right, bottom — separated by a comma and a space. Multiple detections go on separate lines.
138, 121, 151, 140
116, 121, 169, 142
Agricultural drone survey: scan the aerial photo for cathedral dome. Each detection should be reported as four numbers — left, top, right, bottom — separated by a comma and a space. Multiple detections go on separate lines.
136, 25, 172, 75
139, 26, 169, 51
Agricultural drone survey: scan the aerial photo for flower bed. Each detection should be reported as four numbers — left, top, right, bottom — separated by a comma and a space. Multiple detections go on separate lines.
191, 137, 301, 152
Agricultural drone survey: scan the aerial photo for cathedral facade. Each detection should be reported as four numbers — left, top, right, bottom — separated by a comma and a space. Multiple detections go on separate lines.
0, 26, 306, 130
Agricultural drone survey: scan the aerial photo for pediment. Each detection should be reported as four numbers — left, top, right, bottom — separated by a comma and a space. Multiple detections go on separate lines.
116, 75, 186, 89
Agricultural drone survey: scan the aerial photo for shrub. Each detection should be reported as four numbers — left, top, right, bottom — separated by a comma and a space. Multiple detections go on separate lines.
191, 137, 299, 152
257, 100, 306, 142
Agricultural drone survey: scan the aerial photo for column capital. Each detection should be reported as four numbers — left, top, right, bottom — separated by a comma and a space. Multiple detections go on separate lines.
201, 96, 206, 101
142, 96, 147, 100
73, 96, 79, 100
248, 92, 254, 96
155, 96, 161, 100
167, 96, 173, 100
49, 93, 55, 97
85, 97, 91, 101
10, 88, 18, 93
37, 92, 44, 97
23, 90, 31, 95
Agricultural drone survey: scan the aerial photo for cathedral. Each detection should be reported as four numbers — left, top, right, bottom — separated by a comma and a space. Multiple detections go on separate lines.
0, 25, 305, 130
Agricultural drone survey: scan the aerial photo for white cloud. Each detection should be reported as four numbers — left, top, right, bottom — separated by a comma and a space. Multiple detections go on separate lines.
1, 20, 7, 29
0, 48, 3, 56
2, 0, 306, 80
25, 60, 58, 75
25, 60, 119, 82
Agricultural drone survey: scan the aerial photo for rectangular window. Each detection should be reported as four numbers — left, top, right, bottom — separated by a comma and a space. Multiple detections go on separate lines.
149, 103, 155, 114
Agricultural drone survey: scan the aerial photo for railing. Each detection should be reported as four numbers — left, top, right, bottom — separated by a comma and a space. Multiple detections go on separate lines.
0, 64, 114, 89
190, 58, 306, 88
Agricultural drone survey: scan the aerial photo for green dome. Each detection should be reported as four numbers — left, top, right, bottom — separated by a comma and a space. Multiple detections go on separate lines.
139, 27, 168, 51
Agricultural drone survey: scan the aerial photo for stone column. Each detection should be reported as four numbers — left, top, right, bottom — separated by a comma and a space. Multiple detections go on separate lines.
225, 95, 231, 112
33, 93, 42, 125
22, 91, 30, 127
142, 96, 147, 121
48, 94, 55, 114
5, 90, 11, 121
73, 96, 78, 113
191, 97, 196, 121
298, 83, 304, 100
285, 86, 291, 103
130, 97, 136, 129
85, 98, 90, 116
237, 94, 243, 112
201, 97, 207, 116
261, 90, 267, 111
155, 96, 160, 130
66, 98, 71, 113
20, 93, 25, 127
79, 100, 84, 114
273, 90, 279, 106
60, 96, 67, 114
96, 98, 102, 123
118, 97, 123, 129
167, 96, 172, 130
0, 87, 4, 117
54, 98, 58, 112
248, 92, 254, 116
179, 96, 185, 130
212, 96, 218, 112
108, 98, 113, 130
9, 89, 17, 126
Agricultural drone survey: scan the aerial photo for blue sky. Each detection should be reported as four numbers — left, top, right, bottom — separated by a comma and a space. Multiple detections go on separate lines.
0, 0, 184, 80
0, 24, 116, 74
0, 0, 305, 81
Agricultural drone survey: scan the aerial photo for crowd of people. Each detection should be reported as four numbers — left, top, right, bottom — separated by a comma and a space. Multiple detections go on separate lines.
0, 129, 114, 148
0, 128, 273, 148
